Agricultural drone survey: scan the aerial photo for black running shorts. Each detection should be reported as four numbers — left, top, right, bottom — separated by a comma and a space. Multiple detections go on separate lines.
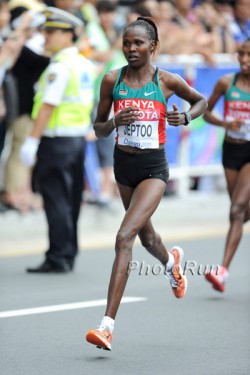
222, 140, 250, 171
113, 145, 169, 188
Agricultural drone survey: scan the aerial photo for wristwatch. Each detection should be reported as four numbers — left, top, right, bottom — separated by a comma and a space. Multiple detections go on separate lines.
181, 112, 192, 126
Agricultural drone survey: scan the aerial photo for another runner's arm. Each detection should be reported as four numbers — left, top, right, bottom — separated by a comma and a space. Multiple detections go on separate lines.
93, 72, 116, 138
203, 75, 230, 128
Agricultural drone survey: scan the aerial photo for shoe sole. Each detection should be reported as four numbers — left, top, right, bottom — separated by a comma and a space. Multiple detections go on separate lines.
205, 273, 225, 292
170, 246, 188, 298
96, 346, 111, 351
86, 331, 112, 351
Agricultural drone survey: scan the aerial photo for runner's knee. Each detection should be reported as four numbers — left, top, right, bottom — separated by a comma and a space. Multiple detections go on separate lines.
230, 203, 246, 223
115, 227, 137, 252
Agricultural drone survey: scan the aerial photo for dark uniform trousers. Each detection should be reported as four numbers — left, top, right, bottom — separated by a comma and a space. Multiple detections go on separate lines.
33, 136, 86, 269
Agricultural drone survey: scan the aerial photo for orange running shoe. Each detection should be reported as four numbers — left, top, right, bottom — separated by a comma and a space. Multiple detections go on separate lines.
165, 246, 188, 299
205, 266, 228, 292
86, 329, 112, 351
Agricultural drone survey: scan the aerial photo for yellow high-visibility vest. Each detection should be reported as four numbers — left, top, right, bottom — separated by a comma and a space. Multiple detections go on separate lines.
32, 49, 95, 137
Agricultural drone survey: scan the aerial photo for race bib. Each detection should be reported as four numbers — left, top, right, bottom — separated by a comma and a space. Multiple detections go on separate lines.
226, 116, 250, 141
117, 120, 159, 149
225, 100, 250, 141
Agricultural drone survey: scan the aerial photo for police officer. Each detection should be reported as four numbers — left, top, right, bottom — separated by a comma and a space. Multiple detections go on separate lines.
20, 7, 95, 272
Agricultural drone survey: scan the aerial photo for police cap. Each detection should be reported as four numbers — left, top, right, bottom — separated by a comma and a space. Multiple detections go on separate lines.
41, 7, 84, 32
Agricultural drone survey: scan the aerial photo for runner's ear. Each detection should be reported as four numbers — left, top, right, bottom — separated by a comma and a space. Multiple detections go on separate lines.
150, 41, 156, 54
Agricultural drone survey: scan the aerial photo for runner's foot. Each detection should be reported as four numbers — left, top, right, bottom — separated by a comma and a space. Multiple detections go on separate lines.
205, 266, 228, 292
86, 329, 112, 351
165, 246, 188, 299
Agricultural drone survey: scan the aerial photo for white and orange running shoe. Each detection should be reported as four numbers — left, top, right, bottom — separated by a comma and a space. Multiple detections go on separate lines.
86, 329, 112, 351
165, 246, 188, 299
205, 266, 228, 292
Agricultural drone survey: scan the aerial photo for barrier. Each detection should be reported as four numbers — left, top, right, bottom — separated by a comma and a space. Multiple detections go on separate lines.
84, 140, 101, 198
156, 54, 239, 195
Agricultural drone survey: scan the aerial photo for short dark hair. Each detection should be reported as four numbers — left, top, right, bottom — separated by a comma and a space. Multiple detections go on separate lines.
123, 16, 159, 44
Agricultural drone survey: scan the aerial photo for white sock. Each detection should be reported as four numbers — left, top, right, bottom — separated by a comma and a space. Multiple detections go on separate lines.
166, 252, 174, 271
98, 316, 115, 333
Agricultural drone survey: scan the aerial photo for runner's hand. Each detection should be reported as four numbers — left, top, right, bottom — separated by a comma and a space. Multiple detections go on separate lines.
114, 106, 140, 126
226, 119, 243, 131
166, 104, 183, 126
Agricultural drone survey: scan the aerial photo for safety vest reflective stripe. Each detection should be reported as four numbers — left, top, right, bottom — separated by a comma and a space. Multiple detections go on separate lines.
43, 127, 89, 137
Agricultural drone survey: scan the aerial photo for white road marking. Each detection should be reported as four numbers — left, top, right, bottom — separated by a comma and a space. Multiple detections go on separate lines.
0, 297, 147, 319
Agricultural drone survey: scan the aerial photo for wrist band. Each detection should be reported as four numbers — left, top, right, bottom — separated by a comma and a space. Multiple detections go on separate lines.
112, 116, 117, 128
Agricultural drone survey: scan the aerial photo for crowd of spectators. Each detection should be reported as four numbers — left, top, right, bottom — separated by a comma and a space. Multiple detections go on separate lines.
0, 0, 250, 212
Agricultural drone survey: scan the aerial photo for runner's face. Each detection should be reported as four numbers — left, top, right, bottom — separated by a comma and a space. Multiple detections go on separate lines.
238, 41, 250, 75
122, 26, 154, 67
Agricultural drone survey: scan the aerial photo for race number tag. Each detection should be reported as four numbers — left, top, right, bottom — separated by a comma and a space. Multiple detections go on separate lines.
116, 104, 160, 149
226, 116, 250, 141
225, 100, 250, 141
117, 121, 159, 149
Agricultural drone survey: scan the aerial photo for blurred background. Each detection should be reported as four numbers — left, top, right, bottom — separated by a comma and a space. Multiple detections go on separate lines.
1, 0, 249, 213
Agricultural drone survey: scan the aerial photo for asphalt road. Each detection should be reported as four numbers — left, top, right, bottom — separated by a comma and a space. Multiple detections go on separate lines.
1, 234, 250, 375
